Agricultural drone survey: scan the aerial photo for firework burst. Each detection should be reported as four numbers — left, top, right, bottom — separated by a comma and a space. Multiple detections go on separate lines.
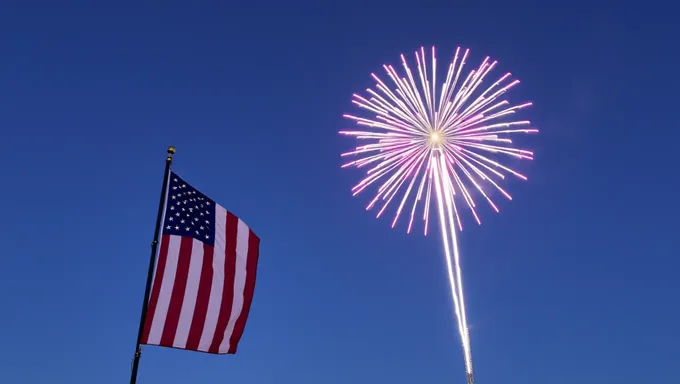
340, 46, 537, 383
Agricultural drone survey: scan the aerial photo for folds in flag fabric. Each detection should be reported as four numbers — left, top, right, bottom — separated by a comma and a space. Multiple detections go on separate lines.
141, 171, 260, 354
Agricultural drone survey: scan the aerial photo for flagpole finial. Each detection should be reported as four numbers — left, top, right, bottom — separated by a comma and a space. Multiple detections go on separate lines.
167, 146, 176, 161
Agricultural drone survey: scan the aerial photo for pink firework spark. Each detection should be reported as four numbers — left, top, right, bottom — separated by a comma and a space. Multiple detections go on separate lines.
340, 46, 537, 383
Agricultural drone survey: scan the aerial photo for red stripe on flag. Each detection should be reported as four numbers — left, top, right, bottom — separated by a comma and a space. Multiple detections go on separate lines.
184, 243, 215, 351
228, 231, 260, 354
208, 212, 238, 353
159, 237, 193, 347
141, 234, 170, 344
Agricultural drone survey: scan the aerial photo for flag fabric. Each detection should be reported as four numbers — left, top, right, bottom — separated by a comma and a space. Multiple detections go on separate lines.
141, 171, 260, 354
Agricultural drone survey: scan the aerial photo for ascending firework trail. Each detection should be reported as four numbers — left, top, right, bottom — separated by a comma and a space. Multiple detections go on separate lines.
339, 46, 537, 383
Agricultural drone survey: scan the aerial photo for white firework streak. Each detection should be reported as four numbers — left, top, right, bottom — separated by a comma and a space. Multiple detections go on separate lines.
340, 46, 537, 380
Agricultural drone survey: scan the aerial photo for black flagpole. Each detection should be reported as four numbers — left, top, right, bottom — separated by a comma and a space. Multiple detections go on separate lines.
130, 146, 175, 384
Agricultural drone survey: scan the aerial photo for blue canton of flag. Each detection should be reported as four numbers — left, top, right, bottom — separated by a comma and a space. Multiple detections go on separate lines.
163, 172, 216, 247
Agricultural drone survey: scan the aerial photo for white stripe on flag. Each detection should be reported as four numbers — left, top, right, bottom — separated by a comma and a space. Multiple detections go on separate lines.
173, 238, 204, 348
147, 235, 181, 345
197, 205, 227, 352
218, 219, 250, 353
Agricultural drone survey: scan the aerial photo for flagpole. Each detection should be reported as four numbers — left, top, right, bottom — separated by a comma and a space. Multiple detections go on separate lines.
130, 146, 176, 384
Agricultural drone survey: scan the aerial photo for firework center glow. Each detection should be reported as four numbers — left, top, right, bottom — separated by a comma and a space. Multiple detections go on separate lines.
429, 131, 443, 146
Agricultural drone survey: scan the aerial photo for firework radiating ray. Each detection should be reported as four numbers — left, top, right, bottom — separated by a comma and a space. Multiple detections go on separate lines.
340, 46, 537, 382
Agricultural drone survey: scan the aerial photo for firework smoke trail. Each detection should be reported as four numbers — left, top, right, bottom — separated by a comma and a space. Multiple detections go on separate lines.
340, 46, 537, 381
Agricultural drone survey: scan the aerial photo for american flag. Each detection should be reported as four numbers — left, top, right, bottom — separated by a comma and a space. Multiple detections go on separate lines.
141, 171, 260, 354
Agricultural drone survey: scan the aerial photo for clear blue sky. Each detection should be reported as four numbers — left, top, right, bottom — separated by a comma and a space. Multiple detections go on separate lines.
1, 1, 678, 383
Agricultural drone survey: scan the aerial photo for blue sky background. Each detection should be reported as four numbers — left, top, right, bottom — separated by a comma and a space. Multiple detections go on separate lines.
1, 1, 678, 383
